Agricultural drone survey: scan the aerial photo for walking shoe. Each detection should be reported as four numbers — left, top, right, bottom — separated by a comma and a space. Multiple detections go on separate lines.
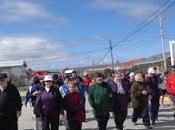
173, 113, 175, 118
151, 121, 155, 126
132, 121, 137, 126
145, 125, 152, 129
59, 120, 64, 126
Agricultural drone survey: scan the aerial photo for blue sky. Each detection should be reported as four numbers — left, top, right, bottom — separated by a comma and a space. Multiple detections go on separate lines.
0, 0, 175, 70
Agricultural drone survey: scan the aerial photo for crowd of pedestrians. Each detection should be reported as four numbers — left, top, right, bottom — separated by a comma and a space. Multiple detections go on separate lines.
2, 65, 175, 130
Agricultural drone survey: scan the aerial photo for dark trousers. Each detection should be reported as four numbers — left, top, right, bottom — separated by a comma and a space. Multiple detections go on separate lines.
68, 120, 82, 130
42, 116, 59, 130
132, 106, 150, 126
113, 109, 127, 130
0, 119, 18, 130
96, 115, 109, 130
150, 96, 160, 122
0, 117, 17, 130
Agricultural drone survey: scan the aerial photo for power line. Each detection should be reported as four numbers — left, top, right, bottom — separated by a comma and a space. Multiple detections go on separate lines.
96, 0, 175, 65
96, 49, 111, 65
22, 47, 109, 63
14, 1, 175, 66
112, 0, 175, 48
70, 47, 109, 56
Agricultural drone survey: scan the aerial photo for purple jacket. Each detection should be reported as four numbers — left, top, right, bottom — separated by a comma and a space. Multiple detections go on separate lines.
34, 86, 63, 118
108, 80, 130, 110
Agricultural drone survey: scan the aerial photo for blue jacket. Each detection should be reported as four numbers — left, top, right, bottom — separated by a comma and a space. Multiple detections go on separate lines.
59, 84, 69, 98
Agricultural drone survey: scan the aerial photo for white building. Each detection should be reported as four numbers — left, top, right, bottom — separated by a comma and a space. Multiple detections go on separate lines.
0, 60, 27, 86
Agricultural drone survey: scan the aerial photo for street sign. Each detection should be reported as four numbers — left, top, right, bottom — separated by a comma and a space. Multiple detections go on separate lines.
170, 40, 175, 66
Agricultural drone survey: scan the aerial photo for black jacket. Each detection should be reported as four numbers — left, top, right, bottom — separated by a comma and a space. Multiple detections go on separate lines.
145, 75, 161, 97
0, 83, 22, 119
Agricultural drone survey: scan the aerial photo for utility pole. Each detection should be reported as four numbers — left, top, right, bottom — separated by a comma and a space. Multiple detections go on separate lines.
159, 16, 167, 71
92, 59, 95, 66
109, 39, 114, 70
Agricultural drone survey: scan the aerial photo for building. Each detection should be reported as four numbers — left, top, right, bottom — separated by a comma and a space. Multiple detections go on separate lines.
116, 58, 145, 71
134, 52, 171, 73
0, 60, 27, 86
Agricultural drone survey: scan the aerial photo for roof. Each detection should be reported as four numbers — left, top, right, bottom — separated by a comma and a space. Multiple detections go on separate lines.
32, 71, 48, 80
0, 60, 27, 68
118, 58, 145, 68
64, 69, 75, 74
137, 52, 170, 65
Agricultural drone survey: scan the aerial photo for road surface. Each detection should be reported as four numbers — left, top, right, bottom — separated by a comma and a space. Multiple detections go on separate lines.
18, 95, 175, 130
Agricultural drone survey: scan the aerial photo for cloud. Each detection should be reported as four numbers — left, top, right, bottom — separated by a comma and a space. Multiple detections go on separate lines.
0, 0, 66, 26
90, 0, 160, 20
0, 36, 92, 69
0, 36, 68, 63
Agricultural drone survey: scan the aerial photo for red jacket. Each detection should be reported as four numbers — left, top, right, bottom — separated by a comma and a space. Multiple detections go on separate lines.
166, 74, 175, 96
84, 77, 92, 87
64, 92, 85, 123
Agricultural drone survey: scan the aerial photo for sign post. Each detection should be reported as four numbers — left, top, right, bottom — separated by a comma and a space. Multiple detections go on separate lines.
169, 41, 175, 66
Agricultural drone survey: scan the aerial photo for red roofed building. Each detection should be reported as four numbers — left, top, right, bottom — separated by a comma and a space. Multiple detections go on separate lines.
32, 71, 48, 80
117, 58, 145, 70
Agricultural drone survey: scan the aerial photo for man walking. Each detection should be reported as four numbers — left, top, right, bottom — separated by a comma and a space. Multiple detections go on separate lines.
145, 67, 161, 126
0, 73, 22, 130
88, 72, 111, 130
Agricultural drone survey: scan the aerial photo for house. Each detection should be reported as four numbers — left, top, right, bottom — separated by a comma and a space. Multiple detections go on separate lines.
0, 60, 27, 86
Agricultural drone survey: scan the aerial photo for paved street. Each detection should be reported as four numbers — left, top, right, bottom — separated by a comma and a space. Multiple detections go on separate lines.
18, 95, 175, 130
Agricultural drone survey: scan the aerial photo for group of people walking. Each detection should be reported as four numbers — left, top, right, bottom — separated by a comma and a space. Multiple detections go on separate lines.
1, 65, 175, 130
25, 67, 164, 130
88, 68, 161, 130
26, 71, 88, 130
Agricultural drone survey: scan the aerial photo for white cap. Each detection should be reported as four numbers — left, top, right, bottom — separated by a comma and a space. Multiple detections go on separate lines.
84, 72, 88, 76
129, 72, 135, 78
44, 75, 53, 82
148, 67, 156, 74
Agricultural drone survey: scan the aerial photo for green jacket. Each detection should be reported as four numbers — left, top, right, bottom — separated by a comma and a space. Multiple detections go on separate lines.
131, 81, 148, 108
88, 82, 111, 117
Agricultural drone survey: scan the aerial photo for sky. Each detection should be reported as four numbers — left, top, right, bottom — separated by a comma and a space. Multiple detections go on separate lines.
0, 0, 175, 70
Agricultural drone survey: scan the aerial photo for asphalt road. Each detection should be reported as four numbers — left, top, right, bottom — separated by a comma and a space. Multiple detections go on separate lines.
18, 96, 175, 130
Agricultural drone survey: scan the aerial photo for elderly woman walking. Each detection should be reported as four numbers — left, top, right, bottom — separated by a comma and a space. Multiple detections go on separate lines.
131, 73, 152, 129
108, 72, 130, 130
35, 75, 63, 130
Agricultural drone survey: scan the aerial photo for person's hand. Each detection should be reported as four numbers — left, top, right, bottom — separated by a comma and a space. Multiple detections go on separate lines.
33, 91, 40, 96
148, 95, 152, 100
16, 111, 21, 117
60, 109, 64, 115
36, 116, 41, 121
142, 90, 147, 95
